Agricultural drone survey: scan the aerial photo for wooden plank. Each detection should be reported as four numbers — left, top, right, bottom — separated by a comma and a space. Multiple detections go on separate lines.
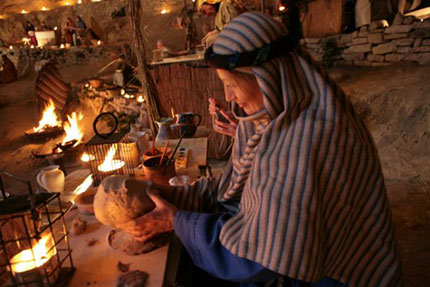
301, 0, 343, 38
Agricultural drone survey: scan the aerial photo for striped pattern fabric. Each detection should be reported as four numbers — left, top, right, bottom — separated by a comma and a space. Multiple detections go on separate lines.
175, 12, 402, 287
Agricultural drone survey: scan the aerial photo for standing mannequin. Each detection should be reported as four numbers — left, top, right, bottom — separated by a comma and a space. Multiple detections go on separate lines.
355, 0, 371, 28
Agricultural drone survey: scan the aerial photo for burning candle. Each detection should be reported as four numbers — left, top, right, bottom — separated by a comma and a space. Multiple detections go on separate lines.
161, 9, 168, 14
54, 26, 58, 31
21, 10, 27, 14
278, 5, 286, 11
78, 0, 82, 4
81, 153, 94, 162
98, 145, 125, 173
41, 6, 47, 11
60, 44, 65, 49
31, 45, 35, 49
65, 2, 70, 6
97, 40, 102, 46
9, 45, 13, 50
137, 95, 144, 103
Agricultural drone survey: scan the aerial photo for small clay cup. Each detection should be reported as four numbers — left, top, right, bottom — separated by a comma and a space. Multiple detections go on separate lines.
143, 156, 176, 186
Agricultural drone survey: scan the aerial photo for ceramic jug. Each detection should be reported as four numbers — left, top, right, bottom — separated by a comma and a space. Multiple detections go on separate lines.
37, 165, 65, 193
155, 118, 175, 141
175, 112, 202, 138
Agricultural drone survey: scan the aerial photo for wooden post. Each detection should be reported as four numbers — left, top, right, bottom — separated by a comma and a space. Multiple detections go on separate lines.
128, 0, 160, 133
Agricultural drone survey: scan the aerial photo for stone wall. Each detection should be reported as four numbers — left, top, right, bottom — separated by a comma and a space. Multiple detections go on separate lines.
301, 16, 430, 66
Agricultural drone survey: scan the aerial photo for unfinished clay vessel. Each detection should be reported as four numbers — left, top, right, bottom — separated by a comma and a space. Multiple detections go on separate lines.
94, 176, 155, 228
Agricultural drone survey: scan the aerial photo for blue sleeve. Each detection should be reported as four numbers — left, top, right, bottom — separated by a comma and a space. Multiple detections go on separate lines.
173, 211, 278, 283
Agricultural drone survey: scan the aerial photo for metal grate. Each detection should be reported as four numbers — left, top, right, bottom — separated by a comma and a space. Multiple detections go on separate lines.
85, 132, 136, 185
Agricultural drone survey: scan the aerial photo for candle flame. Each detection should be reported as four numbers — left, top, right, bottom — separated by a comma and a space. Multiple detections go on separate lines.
161, 9, 168, 14
97, 40, 101, 45
61, 112, 84, 147
10, 234, 56, 274
97, 145, 125, 172
33, 99, 62, 133
21, 10, 27, 14
72, 174, 93, 203
41, 6, 47, 11
80, 153, 94, 162
60, 44, 65, 49
137, 95, 144, 103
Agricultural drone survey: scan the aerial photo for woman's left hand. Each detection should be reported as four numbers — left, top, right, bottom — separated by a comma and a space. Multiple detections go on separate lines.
118, 188, 178, 242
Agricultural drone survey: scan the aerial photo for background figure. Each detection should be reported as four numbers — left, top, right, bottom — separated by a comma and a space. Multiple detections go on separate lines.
76, 16, 88, 46
199, 0, 245, 47
25, 21, 38, 46
64, 17, 77, 46
355, 0, 371, 28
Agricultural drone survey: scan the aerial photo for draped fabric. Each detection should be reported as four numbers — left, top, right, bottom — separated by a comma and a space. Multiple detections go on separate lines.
207, 12, 402, 286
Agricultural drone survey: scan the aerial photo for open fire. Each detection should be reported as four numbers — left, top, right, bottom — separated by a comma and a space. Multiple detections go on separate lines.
61, 112, 84, 147
10, 234, 56, 275
32, 98, 62, 133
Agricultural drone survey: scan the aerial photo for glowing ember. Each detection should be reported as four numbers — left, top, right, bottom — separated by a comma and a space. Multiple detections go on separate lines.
61, 112, 84, 147
98, 145, 125, 172
10, 234, 56, 274
81, 153, 94, 162
33, 98, 62, 133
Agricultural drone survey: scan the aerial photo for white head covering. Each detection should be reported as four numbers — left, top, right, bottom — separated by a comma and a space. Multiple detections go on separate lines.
212, 12, 402, 286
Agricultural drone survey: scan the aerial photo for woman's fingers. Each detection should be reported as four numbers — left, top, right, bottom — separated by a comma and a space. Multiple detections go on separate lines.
219, 109, 237, 125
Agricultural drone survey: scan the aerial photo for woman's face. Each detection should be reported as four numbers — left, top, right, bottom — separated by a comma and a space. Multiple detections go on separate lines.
216, 69, 264, 115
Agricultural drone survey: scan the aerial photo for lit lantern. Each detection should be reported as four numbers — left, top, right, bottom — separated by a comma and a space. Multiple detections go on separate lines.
0, 171, 74, 287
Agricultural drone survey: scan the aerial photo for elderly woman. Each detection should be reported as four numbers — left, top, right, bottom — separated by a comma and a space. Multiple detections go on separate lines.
121, 12, 402, 287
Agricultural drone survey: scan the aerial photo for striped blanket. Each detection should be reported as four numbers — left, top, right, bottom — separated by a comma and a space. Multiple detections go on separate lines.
175, 12, 402, 287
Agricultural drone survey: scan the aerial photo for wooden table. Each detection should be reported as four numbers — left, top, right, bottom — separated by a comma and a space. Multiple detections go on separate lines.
66, 137, 208, 286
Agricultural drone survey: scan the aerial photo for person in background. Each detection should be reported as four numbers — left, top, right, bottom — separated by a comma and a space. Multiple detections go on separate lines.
120, 12, 402, 287
25, 21, 38, 46
64, 17, 77, 46
199, 0, 245, 48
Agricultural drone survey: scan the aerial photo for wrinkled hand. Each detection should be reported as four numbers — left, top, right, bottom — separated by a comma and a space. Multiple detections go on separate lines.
118, 188, 178, 242
209, 98, 237, 137
202, 30, 219, 49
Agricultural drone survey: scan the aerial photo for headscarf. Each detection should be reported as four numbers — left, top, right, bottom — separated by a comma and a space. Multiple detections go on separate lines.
210, 12, 402, 286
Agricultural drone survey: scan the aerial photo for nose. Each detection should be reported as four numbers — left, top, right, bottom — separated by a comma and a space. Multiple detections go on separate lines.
224, 87, 235, 103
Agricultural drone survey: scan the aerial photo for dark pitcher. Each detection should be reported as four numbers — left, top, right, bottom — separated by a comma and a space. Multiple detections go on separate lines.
175, 112, 202, 138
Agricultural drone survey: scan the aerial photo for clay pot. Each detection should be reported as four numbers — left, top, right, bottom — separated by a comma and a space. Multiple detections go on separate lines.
143, 156, 176, 186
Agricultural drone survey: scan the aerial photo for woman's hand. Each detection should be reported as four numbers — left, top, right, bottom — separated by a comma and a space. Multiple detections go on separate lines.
118, 188, 178, 242
202, 30, 219, 49
209, 98, 238, 137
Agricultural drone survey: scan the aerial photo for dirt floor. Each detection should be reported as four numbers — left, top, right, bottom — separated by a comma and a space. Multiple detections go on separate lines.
0, 61, 429, 286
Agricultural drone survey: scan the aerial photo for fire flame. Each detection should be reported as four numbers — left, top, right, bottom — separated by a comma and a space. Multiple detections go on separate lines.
97, 145, 125, 172
62, 112, 84, 147
10, 234, 56, 274
33, 99, 62, 133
